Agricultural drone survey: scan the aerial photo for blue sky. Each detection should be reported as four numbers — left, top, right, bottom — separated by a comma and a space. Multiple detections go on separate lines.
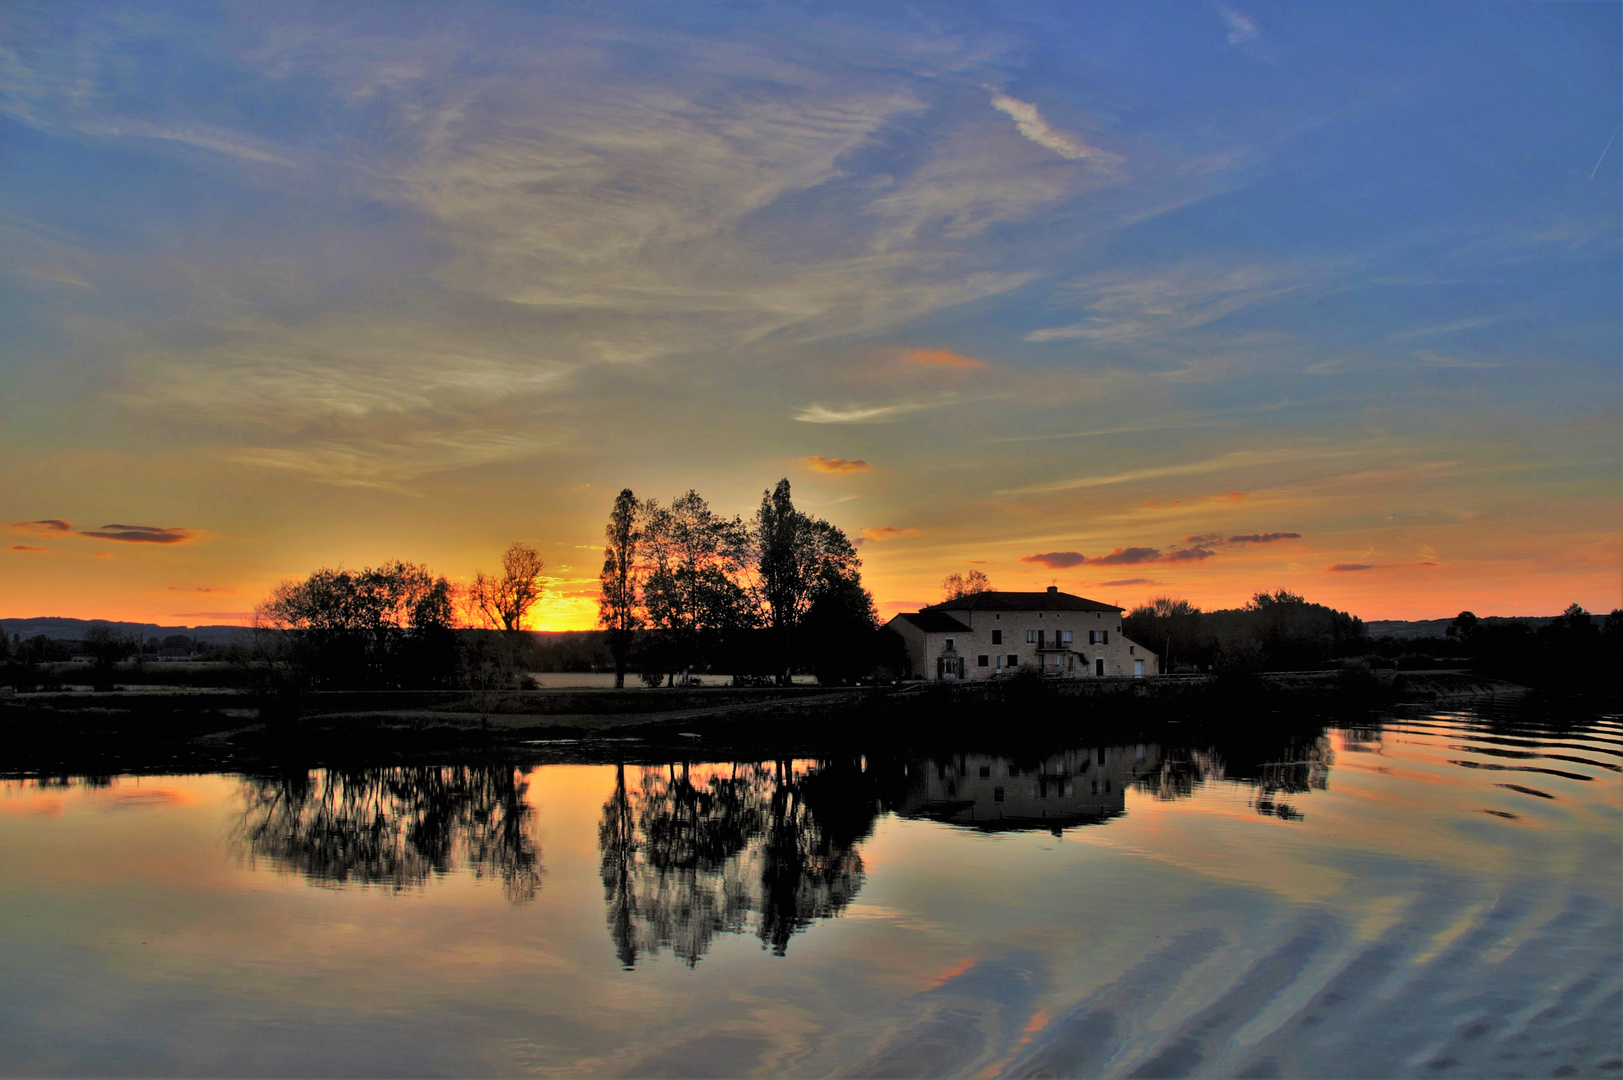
1, 0, 1618, 625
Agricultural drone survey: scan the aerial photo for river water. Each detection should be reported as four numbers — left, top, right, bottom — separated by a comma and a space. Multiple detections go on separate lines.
1, 706, 1618, 1077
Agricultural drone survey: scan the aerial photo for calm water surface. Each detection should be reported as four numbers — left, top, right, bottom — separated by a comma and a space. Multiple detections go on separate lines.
2, 707, 1619, 1078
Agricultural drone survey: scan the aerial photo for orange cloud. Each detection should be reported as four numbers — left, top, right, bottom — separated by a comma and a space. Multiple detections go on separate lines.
1099, 577, 1156, 587
10, 545, 46, 553
1327, 563, 1375, 572
904, 348, 985, 369
802, 456, 872, 474
859, 526, 920, 542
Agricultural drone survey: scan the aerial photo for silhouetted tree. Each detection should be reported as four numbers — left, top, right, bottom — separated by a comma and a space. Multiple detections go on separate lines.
941, 569, 992, 601
801, 572, 882, 684
1446, 610, 1479, 640
1124, 597, 1204, 672
468, 542, 546, 632
598, 489, 642, 689
754, 479, 864, 684
255, 560, 458, 689
640, 491, 754, 685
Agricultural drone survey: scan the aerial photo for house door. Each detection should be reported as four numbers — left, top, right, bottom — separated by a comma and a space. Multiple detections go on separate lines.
1134, 659, 1145, 677
1095, 658, 1105, 677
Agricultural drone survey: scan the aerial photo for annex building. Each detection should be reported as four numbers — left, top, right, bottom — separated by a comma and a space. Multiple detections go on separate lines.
884, 586, 1159, 681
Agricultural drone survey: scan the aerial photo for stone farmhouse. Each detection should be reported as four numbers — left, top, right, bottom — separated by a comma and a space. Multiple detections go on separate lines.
884, 586, 1159, 681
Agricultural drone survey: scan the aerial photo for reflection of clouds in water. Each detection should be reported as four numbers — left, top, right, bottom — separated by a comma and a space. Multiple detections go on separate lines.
1, 776, 194, 816
100, 788, 197, 811
0, 708, 1615, 1077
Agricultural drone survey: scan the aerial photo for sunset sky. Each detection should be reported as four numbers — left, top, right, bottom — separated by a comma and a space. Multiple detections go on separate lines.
2, 1, 1618, 630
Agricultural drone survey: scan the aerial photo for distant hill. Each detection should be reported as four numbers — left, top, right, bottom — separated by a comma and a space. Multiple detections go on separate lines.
0, 617, 249, 645
1364, 615, 1560, 641
0, 618, 609, 647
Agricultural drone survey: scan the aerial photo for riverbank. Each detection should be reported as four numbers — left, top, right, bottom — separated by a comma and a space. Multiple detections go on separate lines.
0, 670, 1537, 773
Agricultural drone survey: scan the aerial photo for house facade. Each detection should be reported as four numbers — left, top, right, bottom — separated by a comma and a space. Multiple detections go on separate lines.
884, 587, 1159, 681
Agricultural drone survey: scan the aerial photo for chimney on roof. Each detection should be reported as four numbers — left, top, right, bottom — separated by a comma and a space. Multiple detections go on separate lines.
1047, 585, 1058, 594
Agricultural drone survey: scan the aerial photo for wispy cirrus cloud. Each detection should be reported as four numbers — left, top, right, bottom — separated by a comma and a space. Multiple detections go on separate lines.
10, 545, 47, 553
1327, 563, 1374, 572
802, 456, 872, 473
1217, 5, 1258, 45
1024, 263, 1307, 344
989, 94, 1118, 166
79, 524, 195, 544
794, 401, 949, 424
996, 447, 1343, 495
1098, 578, 1156, 587
1384, 315, 1505, 341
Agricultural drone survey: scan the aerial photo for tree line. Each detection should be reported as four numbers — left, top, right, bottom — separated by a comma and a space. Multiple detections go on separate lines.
1125, 591, 1621, 695
1124, 591, 1372, 673
237, 477, 893, 691
599, 478, 899, 687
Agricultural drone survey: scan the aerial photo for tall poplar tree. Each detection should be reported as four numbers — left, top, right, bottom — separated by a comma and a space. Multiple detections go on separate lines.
598, 488, 642, 688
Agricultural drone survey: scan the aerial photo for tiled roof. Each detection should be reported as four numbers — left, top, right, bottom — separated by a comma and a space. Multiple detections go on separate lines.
924, 590, 1121, 614
890, 611, 973, 633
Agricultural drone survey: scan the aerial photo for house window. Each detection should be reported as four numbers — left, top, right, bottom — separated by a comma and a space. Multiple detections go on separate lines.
1062, 630, 1072, 645
1101, 630, 1109, 644
1088, 630, 1097, 645
992, 630, 1002, 645
1007, 654, 1018, 667
1129, 645, 1135, 654
944, 638, 954, 650
995, 613, 1001, 620
979, 766, 991, 778
977, 655, 990, 667
993, 786, 1005, 803
1026, 630, 1035, 644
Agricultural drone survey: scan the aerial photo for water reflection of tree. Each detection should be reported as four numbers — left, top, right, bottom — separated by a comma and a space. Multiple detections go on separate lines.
233, 766, 543, 903
1134, 729, 1334, 821
599, 759, 898, 968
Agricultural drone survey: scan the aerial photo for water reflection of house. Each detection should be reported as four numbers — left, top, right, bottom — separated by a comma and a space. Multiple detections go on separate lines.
884, 587, 1159, 681
901, 745, 1163, 834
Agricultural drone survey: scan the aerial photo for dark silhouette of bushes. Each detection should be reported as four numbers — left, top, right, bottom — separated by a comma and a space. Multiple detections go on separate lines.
1125, 591, 1369, 673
